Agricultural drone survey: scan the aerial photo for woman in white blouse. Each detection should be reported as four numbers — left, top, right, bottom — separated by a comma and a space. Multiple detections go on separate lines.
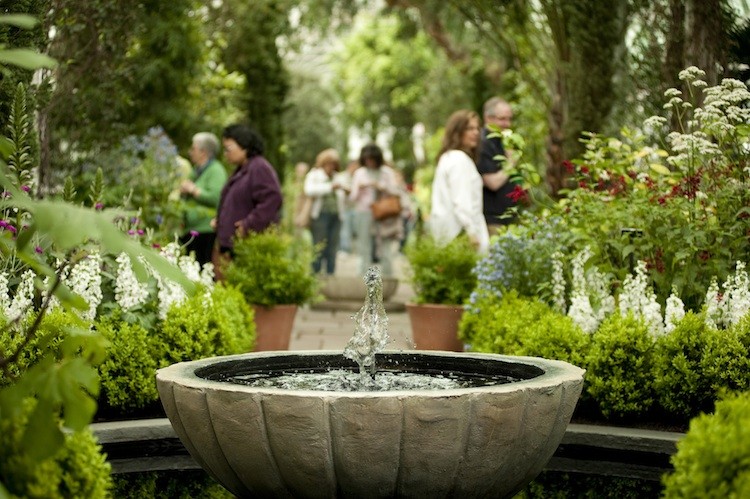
304, 148, 345, 274
429, 110, 490, 253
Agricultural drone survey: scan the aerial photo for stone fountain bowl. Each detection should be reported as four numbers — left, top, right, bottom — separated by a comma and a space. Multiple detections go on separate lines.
156, 351, 584, 498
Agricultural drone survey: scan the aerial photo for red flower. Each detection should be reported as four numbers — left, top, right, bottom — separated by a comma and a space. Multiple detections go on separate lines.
507, 185, 528, 203
562, 160, 575, 174
580, 166, 590, 175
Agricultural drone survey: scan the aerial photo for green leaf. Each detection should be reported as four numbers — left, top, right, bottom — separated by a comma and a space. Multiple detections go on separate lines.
15, 223, 35, 251
21, 399, 64, 461
0, 49, 57, 70
0, 14, 38, 29
649, 163, 671, 175
0, 138, 12, 158
59, 359, 99, 430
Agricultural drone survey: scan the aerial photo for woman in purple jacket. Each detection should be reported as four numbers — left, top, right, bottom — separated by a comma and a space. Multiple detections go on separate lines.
214, 124, 283, 258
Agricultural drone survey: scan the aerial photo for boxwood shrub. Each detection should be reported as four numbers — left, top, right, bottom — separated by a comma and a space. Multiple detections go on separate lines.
652, 312, 718, 422
585, 313, 656, 421
112, 470, 233, 498
0, 399, 112, 498
97, 283, 255, 414
663, 391, 750, 498
460, 291, 589, 367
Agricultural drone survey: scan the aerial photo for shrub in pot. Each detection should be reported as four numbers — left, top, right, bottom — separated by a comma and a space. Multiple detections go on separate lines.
404, 234, 478, 351
224, 228, 318, 350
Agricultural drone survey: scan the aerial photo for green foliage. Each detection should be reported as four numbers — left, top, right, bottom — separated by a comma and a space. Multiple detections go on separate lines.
225, 229, 318, 306
5, 82, 37, 192
585, 313, 656, 420
113, 470, 233, 499
544, 74, 750, 311
663, 391, 750, 498
470, 216, 565, 306
0, 399, 112, 498
700, 315, 750, 396
96, 313, 159, 410
652, 312, 719, 421
97, 284, 254, 412
155, 284, 255, 365
460, 290, 588, 367
521, 471, 662, 498
405, 234, 478, 305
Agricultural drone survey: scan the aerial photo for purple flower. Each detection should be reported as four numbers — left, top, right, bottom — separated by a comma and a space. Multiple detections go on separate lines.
2, 191, 10, 198
34, 246, 43, 254
189, 230, 199, 238
0, 220, 7, 229
130, 217, 139, 224
5, 224, 16, 234
95, 202, 104, 210
127, 229, 136, 236
137, 229, 145, 236
21, 185, 30, 193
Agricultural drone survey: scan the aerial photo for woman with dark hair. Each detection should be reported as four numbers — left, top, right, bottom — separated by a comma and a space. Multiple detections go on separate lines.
430, 110, 489, 253
214, 124, 282, 263
349, 143, 402, 276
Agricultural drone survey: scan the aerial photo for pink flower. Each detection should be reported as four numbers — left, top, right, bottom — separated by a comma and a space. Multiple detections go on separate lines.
21, 185, 30, 192
189, 230, 199, 238
95, 202, 104, 210
34, 246, 43, 254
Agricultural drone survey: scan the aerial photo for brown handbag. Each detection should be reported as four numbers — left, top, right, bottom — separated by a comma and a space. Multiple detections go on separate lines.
371, 195, 401, 220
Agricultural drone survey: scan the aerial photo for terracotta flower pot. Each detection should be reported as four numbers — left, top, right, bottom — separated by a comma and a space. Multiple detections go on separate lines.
251, 304, 298, 351
406, 303, 464, 352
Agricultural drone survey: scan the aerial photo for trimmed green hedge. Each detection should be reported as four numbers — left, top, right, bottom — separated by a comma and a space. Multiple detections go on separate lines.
460, 293, 750, 425
663, 391, 750, 498
97, 283, 255, 413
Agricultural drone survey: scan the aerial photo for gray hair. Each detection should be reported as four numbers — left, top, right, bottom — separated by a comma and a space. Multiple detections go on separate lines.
483, 97, 509, 119
192, 132, 220, 158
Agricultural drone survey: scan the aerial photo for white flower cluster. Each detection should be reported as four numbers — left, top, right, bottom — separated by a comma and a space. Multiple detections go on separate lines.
619, 260, 665, 336
115, 252, 150, 311
551, 251, 566, 314
66, 251, 103, 321
6, 270, 35, 322
566, 248, 615, 334
704, 261, 750, 329
664, 289, 686, 334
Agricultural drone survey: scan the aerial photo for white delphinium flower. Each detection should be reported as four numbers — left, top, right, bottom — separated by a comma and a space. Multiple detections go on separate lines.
7, 269, 36, 321
723, 261, 750, 326
551, 251, 567, 314
619, 260, 664, 336
567, 248, 598, 333
588, 266, 616, 324
155, 277, 185, 320
703, 277, 725, 329
115, 252, 150, 311
664, 289, 686, 333
0, 271, 11, 316
67, 251, 103, 321
199, 262, 215, 288
160, 241, 181, 266
178, 254, 202, 283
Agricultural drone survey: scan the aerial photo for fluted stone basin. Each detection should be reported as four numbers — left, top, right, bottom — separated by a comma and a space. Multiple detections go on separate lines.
157, 351, 584, 498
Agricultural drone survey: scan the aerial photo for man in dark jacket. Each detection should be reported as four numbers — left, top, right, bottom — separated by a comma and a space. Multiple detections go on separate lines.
477, 97, 517, 234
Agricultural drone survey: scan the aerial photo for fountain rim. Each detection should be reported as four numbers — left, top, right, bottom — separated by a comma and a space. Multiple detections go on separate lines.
156, 350, 585, 397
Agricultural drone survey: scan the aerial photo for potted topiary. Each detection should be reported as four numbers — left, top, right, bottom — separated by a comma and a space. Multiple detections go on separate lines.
224, 227, 318, 351
404, 234, 479, 351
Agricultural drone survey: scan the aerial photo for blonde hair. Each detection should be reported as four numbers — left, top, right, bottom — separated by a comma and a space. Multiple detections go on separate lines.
439, 109, 480, 162
314, 148, 340, 169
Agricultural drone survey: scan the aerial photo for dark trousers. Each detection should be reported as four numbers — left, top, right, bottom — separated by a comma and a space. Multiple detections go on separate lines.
180, 231, 216, 266
310, 211, 341, 274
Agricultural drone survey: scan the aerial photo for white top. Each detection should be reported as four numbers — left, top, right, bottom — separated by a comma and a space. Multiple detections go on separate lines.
303, 167, 343, 219
349, 165, 399, 212
429, 149, 490, 254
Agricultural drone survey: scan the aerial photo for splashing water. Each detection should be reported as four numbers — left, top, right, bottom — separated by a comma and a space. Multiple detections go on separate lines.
343, 267, 390, 386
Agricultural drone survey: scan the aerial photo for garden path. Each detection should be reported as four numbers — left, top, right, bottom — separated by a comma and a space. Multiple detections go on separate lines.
289, 251, 416, 351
